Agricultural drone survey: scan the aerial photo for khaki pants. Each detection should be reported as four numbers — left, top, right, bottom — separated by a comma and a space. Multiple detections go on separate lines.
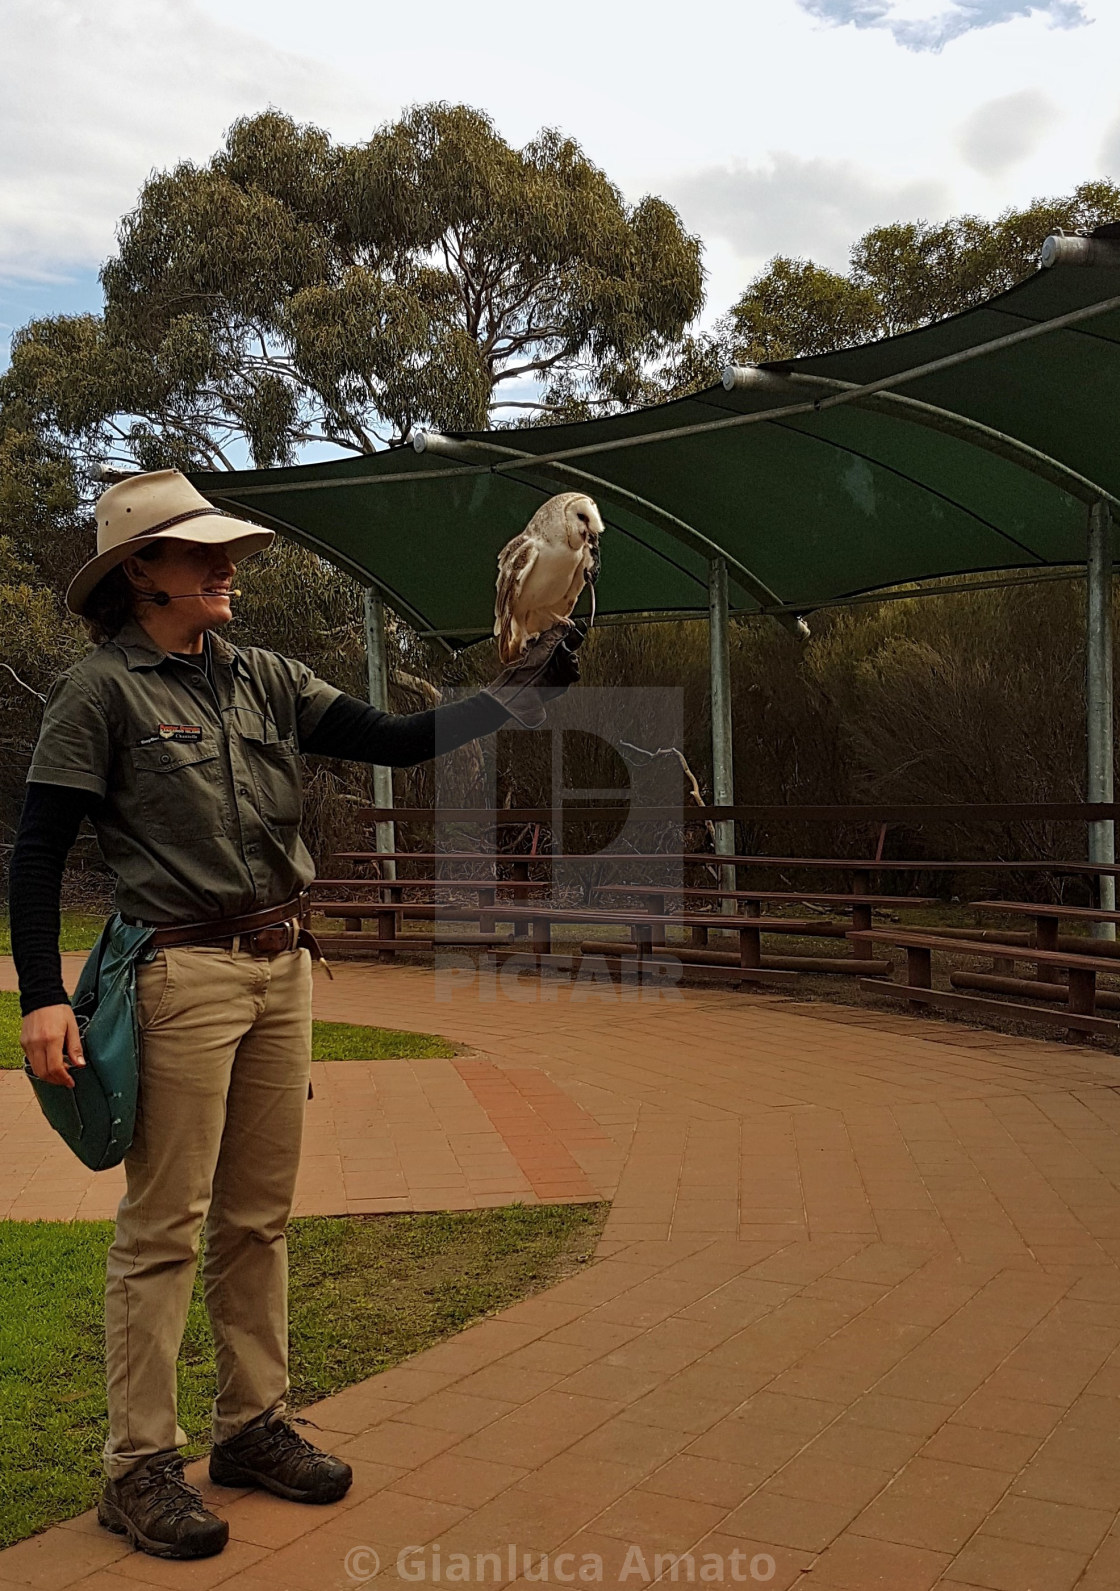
103, 943, 312, 1479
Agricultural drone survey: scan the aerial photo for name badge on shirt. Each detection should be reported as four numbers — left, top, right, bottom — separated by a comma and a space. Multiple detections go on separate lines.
138, 724, 205, 746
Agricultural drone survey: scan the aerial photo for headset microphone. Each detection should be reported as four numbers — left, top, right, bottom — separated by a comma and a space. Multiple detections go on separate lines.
145, 590, 242, 606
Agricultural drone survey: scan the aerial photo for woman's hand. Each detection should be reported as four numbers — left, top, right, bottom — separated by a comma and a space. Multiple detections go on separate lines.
486, 624, 586, 726
21, 1004, 85, 1088
537, 622, 585, 697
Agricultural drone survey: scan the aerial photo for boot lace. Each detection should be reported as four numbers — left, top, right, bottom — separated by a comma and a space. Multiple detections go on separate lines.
254, 1414, 324, 1467
131, 1455, 209, 1526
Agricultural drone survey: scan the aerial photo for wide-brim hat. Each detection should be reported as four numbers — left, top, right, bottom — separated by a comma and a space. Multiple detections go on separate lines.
67, 469, 275, 616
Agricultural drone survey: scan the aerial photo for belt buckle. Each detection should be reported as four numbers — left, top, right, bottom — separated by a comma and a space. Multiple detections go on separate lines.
247, 919, 296, 956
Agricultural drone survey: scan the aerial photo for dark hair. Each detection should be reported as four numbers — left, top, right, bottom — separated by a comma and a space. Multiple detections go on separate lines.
82, 541, 167, 644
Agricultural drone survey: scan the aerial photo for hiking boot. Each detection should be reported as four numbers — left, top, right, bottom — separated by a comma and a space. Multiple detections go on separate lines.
98, 1450, 229, 1559
209, 1409, 353, 1504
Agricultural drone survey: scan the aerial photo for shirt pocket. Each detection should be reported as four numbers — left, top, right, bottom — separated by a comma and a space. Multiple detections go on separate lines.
239, 726, 302, 828
130, 740, 225, 842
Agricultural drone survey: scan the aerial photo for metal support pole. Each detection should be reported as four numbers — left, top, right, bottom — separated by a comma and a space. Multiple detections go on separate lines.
709, 557, 736, 914
363, 586, 396, 881
1086, 502, 1115, 939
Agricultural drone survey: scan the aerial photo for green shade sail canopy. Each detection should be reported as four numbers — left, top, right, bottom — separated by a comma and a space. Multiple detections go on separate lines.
193, 251, 1120, 649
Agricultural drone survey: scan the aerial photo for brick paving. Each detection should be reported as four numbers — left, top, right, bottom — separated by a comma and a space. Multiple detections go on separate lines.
0, 958, 626, 1221
5, 956, 1120, 1587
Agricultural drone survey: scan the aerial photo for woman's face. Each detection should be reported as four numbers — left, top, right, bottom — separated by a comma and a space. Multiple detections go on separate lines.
124, 540, 238, 627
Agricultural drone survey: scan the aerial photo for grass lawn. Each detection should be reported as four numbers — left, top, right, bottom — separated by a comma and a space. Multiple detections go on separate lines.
1, 911, 454, 1065
310, 1018, 454, 1060
0, 912, 104, 956
0, 991, 454, 1068
0, 1202, 606, 1546
0, 995, 21, 1071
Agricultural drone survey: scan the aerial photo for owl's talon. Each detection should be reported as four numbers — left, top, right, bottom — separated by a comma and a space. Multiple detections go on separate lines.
564, 621, 589, 650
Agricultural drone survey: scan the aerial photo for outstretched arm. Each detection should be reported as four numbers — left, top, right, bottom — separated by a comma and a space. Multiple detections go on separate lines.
300, 690, 510, 766
299, 627, 585, 765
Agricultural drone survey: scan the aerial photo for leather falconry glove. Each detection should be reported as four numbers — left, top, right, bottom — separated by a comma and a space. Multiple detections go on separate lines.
483, 623, 585, 728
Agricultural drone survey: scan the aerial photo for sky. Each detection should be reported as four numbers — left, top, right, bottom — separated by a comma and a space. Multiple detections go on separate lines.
3, 0, 1120, 355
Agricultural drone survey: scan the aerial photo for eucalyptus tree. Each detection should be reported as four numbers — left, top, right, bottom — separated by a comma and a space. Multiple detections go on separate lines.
723, 179, 1120, 365
3, 104, 703, 470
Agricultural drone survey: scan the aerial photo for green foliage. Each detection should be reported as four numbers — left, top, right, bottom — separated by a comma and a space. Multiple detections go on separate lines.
227, 538, 366, 693
2, 151, 1117, 876
563, 578, 1101, 885
727, 257, 883, 364
0, 405, 90, 830
0, 532, 86, 827
720, 179, 1120, 366
850, 180, 1120, 333
0, 538, 82, 685
0, 399, 90, 593
0, 1204, 606, 1545
3, 105, 703, 467
806, 580, 1088, 822
0, 417, 80, 555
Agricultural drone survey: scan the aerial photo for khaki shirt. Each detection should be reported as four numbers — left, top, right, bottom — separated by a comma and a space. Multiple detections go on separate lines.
28, 619, 342, 925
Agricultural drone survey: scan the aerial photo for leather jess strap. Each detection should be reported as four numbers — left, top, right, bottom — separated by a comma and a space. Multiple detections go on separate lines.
143, 892, 310, 950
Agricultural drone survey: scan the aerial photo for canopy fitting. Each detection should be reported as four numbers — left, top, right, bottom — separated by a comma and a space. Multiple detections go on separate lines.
1042, 229, 1120, 269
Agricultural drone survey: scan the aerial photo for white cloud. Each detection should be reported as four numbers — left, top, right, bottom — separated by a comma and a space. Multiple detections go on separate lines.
796, 0, 1089, 52
1100, 113, 1120, 179
0, 0, 384, 283
668, 153, 950, 278
958, 88, 1061, 174
4, 0, 1119, 332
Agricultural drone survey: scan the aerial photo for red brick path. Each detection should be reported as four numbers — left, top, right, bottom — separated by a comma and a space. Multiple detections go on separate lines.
6, 958, 1120, 1588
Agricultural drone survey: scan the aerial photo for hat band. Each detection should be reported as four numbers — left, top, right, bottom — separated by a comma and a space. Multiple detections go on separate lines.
126, 506, 235, 541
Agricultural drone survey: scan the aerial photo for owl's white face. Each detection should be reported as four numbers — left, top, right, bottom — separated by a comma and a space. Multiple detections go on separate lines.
564, 494, 605, 549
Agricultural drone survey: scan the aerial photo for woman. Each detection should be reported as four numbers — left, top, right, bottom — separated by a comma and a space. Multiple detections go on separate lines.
11, 469, 577, 1561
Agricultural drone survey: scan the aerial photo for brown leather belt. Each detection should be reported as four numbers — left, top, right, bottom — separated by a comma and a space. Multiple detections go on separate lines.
139, 892, 312, 954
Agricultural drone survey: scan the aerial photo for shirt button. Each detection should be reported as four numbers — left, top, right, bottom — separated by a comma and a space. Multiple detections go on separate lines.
160, 754, 171, 765
238, 786, 251, 796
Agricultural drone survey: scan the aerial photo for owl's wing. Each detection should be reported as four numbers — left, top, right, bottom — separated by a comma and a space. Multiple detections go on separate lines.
495, 534, 540, 662
496, 533, 539, 618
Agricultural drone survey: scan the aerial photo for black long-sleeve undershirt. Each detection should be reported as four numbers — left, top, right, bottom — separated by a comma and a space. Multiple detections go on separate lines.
10, 783, 94, 1016
9, 690, 511, 1015
301, 688, 509, 763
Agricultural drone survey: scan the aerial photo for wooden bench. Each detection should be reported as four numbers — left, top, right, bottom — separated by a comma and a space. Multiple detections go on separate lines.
318, 898, 806, 957
313, 898, 899, 981
323, 832, 1120, 998
320, 858, 933, 965
584, 886, 934, 943
976, 900, 1120, 954
336, 849, 1120, 882
848, 928, 1120, 1037
315, 876, 930, 932
313, 877, 552, 941
334, 848, 1120, 929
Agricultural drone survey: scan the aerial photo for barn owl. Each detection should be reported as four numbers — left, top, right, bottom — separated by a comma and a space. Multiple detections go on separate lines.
494, 493, 605, 664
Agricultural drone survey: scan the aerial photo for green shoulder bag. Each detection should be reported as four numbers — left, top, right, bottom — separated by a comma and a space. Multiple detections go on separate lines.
23, 915, 154, 1172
